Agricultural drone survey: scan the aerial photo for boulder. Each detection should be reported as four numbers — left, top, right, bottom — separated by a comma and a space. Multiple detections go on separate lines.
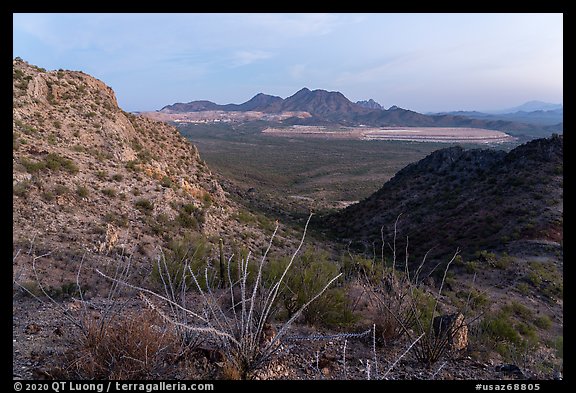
433, 312, 468, 351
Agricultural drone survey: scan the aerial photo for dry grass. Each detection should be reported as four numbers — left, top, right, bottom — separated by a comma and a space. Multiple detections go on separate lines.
63, 310, 177, 379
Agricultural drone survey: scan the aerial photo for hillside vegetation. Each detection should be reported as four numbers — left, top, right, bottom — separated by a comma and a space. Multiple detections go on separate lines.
326, 136, 563, 265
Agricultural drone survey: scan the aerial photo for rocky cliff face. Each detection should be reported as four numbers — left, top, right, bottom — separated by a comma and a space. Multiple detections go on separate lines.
12, 59, 236, 261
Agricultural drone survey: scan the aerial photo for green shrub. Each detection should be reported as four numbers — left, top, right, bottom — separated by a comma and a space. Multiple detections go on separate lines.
150, 234, 210, 290
76, 185, 90, 198
125, 160, 140, 172
104, 212, 129, 228
264, 248, 354, 328
554, 336, 563, 358
234, 210, 256, 225
174, 203, 206, 229
53, 184, 69, 195
202, 192, 212, 207
160, 175, 172, 188
42, 190, 55, 201
177, 211, 199, 229
466, 289, 490, 311
516, 282, 530, 295
135, 198, 154, 213
111, 173, 124, 182
341, 254, 386, 283
21, 158, 46, 173
27, 153, 80, 174
13, 181, 32, 198
534, 315, 552, 330
480, 312, 521, 345
137, 149, 152, 163
525, 261, 563, 300
102, 188, 117, 198
494, 253, 513, 269
14, 120, 37, 135
502, 301, 533, 320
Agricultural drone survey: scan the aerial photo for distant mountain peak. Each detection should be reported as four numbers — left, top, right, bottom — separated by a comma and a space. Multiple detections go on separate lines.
356, 99, 383, 110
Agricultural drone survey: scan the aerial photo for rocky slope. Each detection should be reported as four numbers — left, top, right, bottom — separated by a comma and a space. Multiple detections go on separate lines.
12, 59, 285, 283
325, 135, 563, 266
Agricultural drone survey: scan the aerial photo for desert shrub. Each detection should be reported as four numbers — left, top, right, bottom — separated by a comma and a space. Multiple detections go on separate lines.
14, 119, 37, 135
474, 250, 497, 267
341, 254, 386, 283
24, 153, 79, 174
137, 149, 152, 163
135, 198, 154, 213
524, 261, 563, 301
265, 248, 355, 328
202, 192, 212, 207
76, 185, 90, 198
554, 336, 563, 358
160, 175, 173, 188
66, 310, 177, 379
101, 188, 117, 198
516, 282, 530, 295
494, 253, 513, 269
13, 180, 32, 198
176, 203, 199, 229
466, 289, 489, 311
111, 173, 124, 182
104, 212, 129, 228
149, 234, 210, 291
17, 280, 42, 297
534, 315, 552, 330
53, 184, 69, 196
234, 210, 256, 225
13, 132, 20, 150
20, 158, 46, 173
125, 160, 140, 172
480, 312, 521, 345
502, 301, 533, 320
101, 214, 341, 379
42, 190, 55, 201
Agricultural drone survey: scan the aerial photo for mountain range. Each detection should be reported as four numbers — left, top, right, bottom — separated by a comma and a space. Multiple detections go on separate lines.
160, 88, 562, 139
431, 100, 563, 127
488, 100, 563, 114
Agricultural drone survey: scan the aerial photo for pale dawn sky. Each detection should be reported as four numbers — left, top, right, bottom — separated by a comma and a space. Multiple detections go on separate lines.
13, 13, 563, 113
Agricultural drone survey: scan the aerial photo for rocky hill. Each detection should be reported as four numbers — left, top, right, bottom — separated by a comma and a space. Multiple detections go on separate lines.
12, 59, 280, 273
325, 135, 563, 266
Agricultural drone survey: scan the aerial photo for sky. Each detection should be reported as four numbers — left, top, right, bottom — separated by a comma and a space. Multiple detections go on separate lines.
13, 13, 563, 113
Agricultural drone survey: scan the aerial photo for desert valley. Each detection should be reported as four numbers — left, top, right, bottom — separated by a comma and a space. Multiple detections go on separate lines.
13, 56, 563, 384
